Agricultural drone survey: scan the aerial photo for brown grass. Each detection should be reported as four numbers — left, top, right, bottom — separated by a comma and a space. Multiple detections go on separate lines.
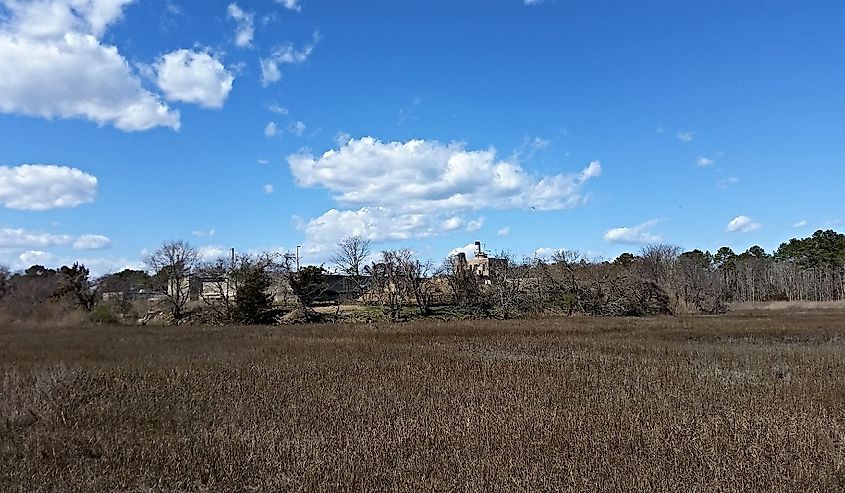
2, 312, 845, 492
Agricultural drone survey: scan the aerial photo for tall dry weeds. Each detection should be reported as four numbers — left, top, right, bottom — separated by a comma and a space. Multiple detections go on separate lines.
2, 313, 845, 491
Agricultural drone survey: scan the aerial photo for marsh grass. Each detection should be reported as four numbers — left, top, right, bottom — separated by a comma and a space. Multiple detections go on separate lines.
2, 312, 845, 491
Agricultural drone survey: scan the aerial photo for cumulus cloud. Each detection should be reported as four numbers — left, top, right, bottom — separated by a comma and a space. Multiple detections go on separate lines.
441, 217, 463, 231
0, 248, 142, 276
70, 256, 144, 276
197, 244, 229, 262
264, 121, 278, 137
263, 184, 274, 194
0, 0, 180, 131
290, 137, 601, 213
155, 50, 234, 109
533, 247, 565, 259
227, 3, 254, 48
726, 215, 761, 233
450, 242, 482, 258
73, 234, 112, 250
466, 217, 484, 232
0, 227, 72, 248
0, 164, 97, 210
696, 156, 714, 167
0, 226, 111, 253
289, 136, 602, 255
603, 219, 662, 245
259, 32, 318, 86
17, 250, 55, 267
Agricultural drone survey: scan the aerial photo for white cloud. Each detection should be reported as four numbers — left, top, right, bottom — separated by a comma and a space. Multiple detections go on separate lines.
276, 0, 301, 12
0, 227, 72, 248
533, 247, 564, 259
259, 32, 318, 86
155, 49, 234, 109
71, 256, 144, 276
450, 243, 481, 258
792, 220, 808, 228
192, 229, 216, 238
676, 131, 694, 143
18, 250, 55, 267
264, 121, 278, 137
696, 156, 714, 167
603, 219, 662, 244
0, 247, 144, 275
290, 136, 602, 254
726, 215, 761, 233
0, 164, 97, 210
197, 245, 228, 262
441, 216, 463, 231
287, 120, 306, 137
266, 103, 288, 114
0, 0, 180, 131
0, 226, 110, 252
227, 3, 254, 48
290, 137, 601, 213
498, 227, 510, 237
716, 177, 739, 189
466, 217, 484, 232
257, 158, 269, 165
524, 0, 542, 4
73, 234, 112, 250
263, 184, 274, 194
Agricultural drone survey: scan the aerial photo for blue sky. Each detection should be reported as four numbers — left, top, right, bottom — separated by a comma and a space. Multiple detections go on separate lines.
1, 0, 843, 274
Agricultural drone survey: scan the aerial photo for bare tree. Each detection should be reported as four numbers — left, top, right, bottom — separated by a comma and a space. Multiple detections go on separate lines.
145, 240, 199, 323
394, 249, 436, 316
443, 255, 484, 311
366, 250, 412, 322
331, 235, 371, 301
487, 251, 529, 319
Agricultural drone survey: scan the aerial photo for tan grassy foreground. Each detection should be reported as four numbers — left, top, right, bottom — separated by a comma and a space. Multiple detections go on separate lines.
2, 311, 845, 492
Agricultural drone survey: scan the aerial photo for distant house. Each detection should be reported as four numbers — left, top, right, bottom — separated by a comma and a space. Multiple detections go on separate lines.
198, 273, 237, 301
453, 241, 505, 280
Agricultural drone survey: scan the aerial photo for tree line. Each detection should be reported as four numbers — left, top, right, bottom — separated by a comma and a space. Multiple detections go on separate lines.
0, 229, 843, 324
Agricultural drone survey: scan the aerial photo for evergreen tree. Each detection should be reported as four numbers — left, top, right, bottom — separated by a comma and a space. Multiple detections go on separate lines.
233, 266, 276, 324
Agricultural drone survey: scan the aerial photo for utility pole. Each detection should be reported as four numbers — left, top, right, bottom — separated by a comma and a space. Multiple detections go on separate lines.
296, 245, 301, 272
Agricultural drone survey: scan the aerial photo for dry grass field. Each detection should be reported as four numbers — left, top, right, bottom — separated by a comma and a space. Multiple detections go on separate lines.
3, 310, 845, 492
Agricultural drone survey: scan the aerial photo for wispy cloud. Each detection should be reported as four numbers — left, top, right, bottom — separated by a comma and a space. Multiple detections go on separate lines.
227, 3, 254, 48
676, 130, 695, 143
716, 177, 739, 189
287, 120, 306, 137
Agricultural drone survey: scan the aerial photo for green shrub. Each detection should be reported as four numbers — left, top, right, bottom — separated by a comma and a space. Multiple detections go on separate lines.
90, 304, 120, 325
